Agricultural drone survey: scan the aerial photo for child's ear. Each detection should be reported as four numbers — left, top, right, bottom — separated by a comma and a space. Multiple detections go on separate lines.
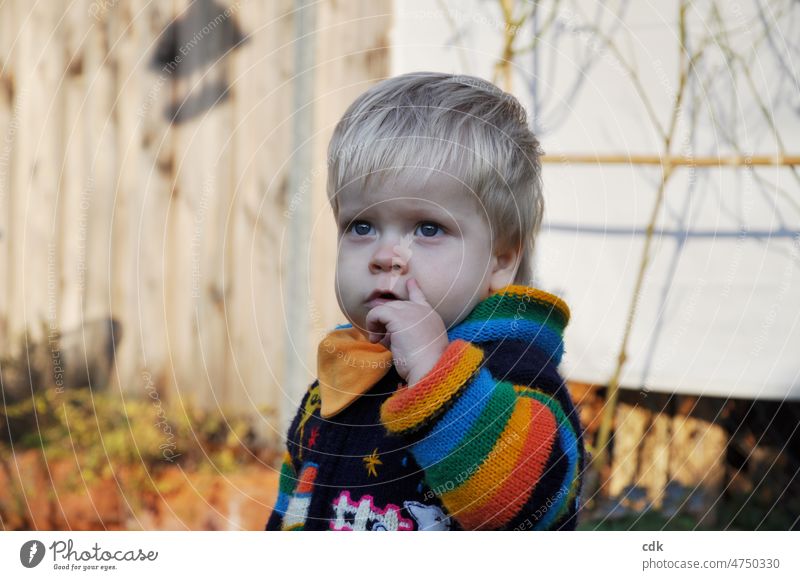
487, 242, 521, 292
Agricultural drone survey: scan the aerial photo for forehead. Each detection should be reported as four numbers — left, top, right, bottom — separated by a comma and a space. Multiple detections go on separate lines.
336, 171, 483, 219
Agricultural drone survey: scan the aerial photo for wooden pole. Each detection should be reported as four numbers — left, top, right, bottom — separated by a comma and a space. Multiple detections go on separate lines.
542, 153, 800, 167
282, 0, 316, 431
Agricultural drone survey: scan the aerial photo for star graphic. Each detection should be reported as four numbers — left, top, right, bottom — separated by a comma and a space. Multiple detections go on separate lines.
308, 426, 320, 448
363, 448, 383, 478
295, 384, 321, 461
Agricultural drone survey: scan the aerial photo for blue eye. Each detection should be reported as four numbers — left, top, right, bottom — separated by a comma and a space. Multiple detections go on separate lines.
344, 220, 443, 237
348, 220, 373, 236
416, 222, 443, 237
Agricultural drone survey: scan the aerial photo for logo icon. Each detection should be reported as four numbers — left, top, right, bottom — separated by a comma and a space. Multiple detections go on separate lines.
20, 540, 46, 568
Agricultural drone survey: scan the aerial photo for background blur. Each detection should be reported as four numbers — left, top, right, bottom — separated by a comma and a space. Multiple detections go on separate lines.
0, 0, 798, 531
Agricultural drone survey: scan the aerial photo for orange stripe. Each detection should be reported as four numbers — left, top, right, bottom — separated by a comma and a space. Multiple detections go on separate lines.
440, 396, 535, 512
295, 465, 318, 494
453, 397, 557, 529
380, 341, 483, 433
496, 285, 571, 322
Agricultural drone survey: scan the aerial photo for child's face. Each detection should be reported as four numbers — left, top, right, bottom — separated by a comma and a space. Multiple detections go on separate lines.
334, 172, 519, 334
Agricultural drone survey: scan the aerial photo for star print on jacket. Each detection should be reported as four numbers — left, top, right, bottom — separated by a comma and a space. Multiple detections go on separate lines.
295, 384, 320, 461
363, 448, 382, 478
307, 426, 319, 448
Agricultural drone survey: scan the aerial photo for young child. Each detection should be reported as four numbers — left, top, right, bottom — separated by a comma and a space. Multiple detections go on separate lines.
265, 71, 585, 531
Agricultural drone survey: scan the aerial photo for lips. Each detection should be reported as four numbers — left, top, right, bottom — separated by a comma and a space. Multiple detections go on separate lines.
365, 289, 402, 308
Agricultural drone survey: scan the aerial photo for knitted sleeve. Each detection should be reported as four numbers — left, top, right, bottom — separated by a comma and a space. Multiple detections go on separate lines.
265, 450, 297, 530
379, 340, 584, 530
264, 381, 318, 531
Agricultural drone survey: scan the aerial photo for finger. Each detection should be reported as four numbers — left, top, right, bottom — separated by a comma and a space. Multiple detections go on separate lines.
407, 278, 430, 306
365, 306, 392, 342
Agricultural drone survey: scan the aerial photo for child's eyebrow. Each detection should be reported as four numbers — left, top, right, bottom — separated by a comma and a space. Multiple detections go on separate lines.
338, 205, 455, 227
336, 212, 359, 228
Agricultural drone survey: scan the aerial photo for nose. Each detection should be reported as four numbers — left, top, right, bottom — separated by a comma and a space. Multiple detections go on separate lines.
369, 237, 410, 275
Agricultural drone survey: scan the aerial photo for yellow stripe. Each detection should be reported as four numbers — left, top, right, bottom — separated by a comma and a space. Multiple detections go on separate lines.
441, 396, 534, 513
496, 284, 571, 322
514, 386, 581, 523
381, 342, 483, 433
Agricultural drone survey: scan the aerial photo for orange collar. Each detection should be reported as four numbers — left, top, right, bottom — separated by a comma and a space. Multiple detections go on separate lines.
317, 326, 395, 418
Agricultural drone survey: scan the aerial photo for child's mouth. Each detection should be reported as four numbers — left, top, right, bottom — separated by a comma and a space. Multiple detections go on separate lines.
365, 290, 400, 308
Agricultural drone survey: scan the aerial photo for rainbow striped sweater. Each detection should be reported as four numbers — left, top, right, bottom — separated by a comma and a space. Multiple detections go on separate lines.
265, 285, 585, 531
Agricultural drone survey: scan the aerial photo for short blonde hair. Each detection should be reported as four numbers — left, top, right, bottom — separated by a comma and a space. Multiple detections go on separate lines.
327, 71, 544, 285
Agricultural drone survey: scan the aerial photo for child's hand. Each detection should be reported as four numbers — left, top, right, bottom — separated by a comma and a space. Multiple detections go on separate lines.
365, 278, 449, 387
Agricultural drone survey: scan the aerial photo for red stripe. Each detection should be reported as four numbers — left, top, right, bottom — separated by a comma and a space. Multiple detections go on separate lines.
452, 398, 557, 529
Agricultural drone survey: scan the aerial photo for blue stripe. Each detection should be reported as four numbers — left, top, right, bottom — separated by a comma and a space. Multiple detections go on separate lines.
273, 492, 291, 516
447, 319, 564, 363
410, 368, 496, 469
533, 423, 578, 530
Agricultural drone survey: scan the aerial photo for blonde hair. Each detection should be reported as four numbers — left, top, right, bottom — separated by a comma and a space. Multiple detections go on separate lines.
327, 71, 544, 285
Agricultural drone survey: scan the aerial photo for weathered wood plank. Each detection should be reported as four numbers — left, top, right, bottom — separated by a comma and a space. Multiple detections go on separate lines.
77, 2, 120, 391
0, 0, 14, 354
226, 0, 294, 445
0, 0, 393, 430
8, 2, 65, 359
131, 0, 176, 392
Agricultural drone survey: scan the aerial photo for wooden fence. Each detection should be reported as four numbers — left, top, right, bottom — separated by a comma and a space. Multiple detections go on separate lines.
0, 0, 391, 445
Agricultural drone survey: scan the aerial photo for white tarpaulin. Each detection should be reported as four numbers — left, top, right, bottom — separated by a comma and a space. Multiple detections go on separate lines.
393, 0, 800, 399
537, 165, 800, 400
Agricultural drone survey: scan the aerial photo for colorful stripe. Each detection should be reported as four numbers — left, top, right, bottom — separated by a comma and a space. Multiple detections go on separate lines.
379, 285, 582, 530
267, 283, 584, 531
410, 368, 496, 469
515, 387, 581, 529
437, 396, 538, 512
418, 379, 517, 483
272, 451, 297, 517
478, 285, 570, 325
380, 340, 484, 435
281, 462, 319, 531
448, 319, 566, 365
444, 286, 570, 365
445, 395, 558, 529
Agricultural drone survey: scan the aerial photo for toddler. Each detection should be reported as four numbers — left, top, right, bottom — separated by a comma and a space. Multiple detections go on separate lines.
265, 71, 585, 531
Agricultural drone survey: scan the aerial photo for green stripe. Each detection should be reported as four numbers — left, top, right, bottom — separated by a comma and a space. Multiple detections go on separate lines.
516, 388, 576, 436
464, 293, 568, 329
516, 388, 579, 522
278, 459, 297, 495
421, 378, 517, 490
